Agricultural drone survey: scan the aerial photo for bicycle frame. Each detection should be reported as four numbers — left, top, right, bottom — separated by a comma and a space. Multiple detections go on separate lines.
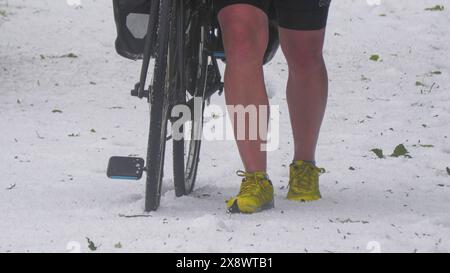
131, 0, 224, 104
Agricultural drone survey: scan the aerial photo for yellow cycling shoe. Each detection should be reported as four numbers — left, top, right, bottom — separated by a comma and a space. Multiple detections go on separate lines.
227, 170, 274, 214
287, 160, 326, 202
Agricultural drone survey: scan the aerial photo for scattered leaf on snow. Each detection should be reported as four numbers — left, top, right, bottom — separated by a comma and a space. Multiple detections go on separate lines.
60, 53, 78, 58
425, 5, 444, 11
41, 53, 79, 59
52, 109, 63, 113
35, 131, 45, 139
361, 75, 371, 82
86, 237, 98, 251
6, 184, 16, 190
446, 167, 450, 176
369, 54, 380, 61
391, 144, 410, 157
371, 148, 384, 159
335, 218, 369, 224
118, 214, 152, 218
114, 242, 122, 249
419, 144, 434, 148
68, 133, 80, 137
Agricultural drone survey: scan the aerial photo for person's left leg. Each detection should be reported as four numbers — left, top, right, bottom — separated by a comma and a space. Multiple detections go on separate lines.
279, 27, 328, 164
276, 2, 330, 201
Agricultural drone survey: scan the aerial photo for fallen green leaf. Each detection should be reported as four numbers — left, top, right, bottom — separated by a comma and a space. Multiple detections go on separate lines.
419, 144, 434, 148
425, 5, 444, 11
60, 53, 78, 58
391, 144, 409, 157
370, 55, 380, 62
371, 148, 384, 159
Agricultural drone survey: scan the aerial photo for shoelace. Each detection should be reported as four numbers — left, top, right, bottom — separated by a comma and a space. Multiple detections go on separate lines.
291, 163, 325, 191
236, 170, 268, 196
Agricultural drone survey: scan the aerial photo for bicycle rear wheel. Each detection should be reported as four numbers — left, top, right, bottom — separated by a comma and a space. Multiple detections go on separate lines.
145, 0, 175, 212
172, 3, 209, 197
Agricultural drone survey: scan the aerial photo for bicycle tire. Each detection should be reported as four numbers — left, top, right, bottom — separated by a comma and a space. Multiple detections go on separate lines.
172, 4, 209, 197
145, 0, 174, 212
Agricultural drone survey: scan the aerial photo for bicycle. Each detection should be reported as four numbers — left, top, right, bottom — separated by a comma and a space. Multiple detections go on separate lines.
107, 0, 280, 212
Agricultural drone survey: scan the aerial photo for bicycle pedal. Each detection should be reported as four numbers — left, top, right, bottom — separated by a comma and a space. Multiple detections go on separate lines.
107, 156, 145, 180
212, 51, 225, 59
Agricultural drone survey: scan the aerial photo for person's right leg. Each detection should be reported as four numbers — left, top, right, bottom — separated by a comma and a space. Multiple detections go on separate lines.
217, 4, 269, 173
217, 3, 274, 213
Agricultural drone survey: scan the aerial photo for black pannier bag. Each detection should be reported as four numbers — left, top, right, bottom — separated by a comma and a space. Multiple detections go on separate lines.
113, 0, 155, 60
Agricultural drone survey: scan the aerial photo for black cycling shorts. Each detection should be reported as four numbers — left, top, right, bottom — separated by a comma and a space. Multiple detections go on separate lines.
215, 0, 331, 30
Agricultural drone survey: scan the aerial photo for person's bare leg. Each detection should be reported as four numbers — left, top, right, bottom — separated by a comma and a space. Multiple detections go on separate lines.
218, 5, 269, 172
279, 27, 328, 163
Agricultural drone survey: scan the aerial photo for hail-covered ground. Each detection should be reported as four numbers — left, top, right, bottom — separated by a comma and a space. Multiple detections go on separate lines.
0, 0, 449, 253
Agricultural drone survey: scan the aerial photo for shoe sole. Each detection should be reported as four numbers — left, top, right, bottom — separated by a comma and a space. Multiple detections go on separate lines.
287, 194, 321, 202
228, 199, 275, 214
